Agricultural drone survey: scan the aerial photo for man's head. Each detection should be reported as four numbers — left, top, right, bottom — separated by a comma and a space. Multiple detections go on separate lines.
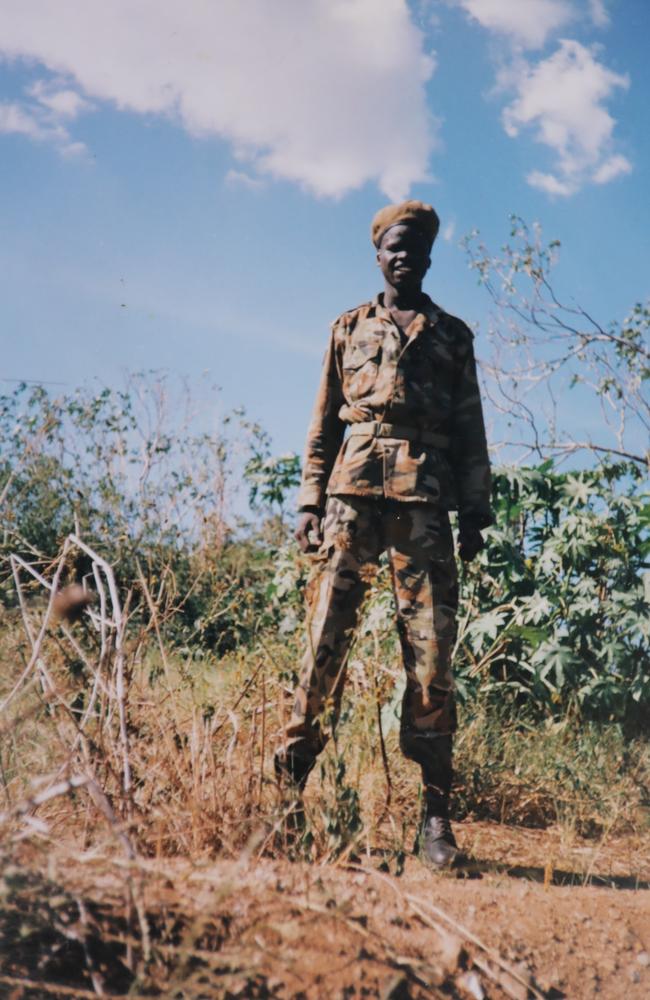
371, 200, 439, 293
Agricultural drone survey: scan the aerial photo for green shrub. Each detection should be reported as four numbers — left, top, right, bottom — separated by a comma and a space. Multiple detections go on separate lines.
2, 377, 648, 727
0, 375, 286, 653
456, 461, 650, 725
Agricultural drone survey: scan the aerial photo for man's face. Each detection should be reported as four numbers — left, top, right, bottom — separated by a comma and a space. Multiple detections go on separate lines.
376, 223, 432, 291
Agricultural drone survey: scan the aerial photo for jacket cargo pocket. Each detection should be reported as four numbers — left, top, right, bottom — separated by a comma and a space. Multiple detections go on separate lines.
385, 441, 455, 504
342, 342, 381, 400
420, 448, 455, 506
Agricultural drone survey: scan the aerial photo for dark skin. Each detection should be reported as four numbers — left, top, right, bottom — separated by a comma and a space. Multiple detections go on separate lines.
296, 222, 484, 562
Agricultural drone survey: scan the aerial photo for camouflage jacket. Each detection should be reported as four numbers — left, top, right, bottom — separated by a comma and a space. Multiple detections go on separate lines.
297, 293, 493, 527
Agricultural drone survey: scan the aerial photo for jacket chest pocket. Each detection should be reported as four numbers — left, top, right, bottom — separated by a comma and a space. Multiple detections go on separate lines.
409, 339, 453, 408
401, 339, 437, 399
342, 337, 382, 400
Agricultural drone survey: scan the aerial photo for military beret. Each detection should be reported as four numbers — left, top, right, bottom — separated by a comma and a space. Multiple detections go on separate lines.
371, 199, 440, 249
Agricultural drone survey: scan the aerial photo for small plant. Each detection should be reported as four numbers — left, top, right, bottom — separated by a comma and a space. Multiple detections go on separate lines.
317, 752, 364, 859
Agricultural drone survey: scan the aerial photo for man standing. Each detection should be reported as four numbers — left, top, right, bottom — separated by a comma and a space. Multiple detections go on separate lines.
275, 201, 492, 867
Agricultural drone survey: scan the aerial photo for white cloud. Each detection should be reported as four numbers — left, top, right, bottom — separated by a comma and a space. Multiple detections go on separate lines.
0, 98, 86, 156
454, 0, 629, 196
457, 0, 574, 49
0, 102, 42, 140
60, 140, 88, 159
588, 0, 609, 28
0, 73, 92, 156
29, 80, 93, 119
592, 153, 632, 184
0, 0, 437, 200
442, 219, 456, 241
526, 169, 575, 196
224, 169, 266, 191
502, 40, 629, 194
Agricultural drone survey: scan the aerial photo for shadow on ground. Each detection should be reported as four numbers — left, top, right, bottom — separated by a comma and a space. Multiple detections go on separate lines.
457, 856, 650, 890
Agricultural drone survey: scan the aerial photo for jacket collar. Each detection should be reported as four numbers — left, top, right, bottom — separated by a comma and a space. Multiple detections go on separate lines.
372, 291, 441, 322
371, 292, 442, 338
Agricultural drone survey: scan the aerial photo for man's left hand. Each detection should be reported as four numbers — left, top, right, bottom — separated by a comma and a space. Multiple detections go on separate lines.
458, 525, 484, 562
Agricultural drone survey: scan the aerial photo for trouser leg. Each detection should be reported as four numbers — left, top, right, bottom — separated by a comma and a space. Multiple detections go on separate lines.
384, 502, 458, 747
279, 495, 381, 766
385, 502, 459, 866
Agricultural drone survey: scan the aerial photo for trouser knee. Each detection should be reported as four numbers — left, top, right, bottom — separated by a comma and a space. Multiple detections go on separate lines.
400, 728, 452, 765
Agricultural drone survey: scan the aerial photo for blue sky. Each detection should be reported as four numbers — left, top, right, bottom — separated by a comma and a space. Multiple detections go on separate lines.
1, 0, 648, 461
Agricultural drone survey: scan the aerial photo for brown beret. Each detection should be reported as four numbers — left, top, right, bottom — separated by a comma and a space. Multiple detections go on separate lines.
371, 199, 440, 249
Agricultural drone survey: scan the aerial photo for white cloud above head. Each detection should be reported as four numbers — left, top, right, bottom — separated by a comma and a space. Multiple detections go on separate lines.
452, 0, 630, 196
0, 0, 437, 200
502, 40, 630, 195
456, 0, 575, 49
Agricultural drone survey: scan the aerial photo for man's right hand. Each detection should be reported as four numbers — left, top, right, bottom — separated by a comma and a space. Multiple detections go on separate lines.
295, 510, 323, 553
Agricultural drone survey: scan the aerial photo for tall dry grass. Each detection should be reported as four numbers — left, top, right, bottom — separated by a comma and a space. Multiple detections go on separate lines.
2, 533, 647, 860
1, 532, 649, 996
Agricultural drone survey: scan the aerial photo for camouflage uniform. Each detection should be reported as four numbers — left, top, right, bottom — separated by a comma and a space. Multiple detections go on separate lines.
285, 292, 492, 762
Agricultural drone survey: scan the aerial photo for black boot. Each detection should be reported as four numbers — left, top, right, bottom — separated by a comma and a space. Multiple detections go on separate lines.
419, 735, 458, 868
421, 790, 458, 869
401, 731, 458, 869
274, 748, 316, 839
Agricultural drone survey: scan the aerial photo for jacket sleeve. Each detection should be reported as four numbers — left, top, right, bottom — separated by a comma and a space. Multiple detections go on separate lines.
448, 329, 493, 529
297, 323, 346, 511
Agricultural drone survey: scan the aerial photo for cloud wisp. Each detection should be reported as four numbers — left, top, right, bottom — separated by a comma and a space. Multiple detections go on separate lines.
454, 0, 630, 196
588, 0, 610, 28
503, 39, 630, 196
457, 0, 574, 50
0, 0, 437, 200
0, 76, 91, 157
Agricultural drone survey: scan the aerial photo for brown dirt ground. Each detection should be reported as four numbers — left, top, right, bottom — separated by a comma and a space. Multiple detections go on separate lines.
2, 820, 649, 999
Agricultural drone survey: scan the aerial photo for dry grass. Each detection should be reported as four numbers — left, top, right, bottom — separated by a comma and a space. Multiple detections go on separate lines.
1, 536, 648, 997
1, 568, 648, 862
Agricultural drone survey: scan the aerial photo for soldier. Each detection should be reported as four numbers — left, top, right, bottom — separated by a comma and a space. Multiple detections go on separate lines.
275, 200, 492, 867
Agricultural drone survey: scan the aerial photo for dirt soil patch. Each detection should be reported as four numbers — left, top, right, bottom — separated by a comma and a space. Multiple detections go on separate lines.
1, 820, 649, 999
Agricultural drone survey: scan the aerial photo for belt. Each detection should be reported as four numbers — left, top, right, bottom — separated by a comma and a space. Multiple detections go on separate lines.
347, 421, 449, 449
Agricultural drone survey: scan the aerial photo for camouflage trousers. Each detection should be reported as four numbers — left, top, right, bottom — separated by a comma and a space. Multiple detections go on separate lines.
284, 495, 459, 761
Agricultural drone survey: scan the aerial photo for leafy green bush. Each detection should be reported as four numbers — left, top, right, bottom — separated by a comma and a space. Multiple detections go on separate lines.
2, 377, 648, 726
0, 376, 283, 653
456, 461, 650, 725
267, 459, 649, 726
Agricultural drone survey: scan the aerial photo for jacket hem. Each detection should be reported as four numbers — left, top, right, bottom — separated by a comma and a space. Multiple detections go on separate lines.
326, 486, 462, 508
